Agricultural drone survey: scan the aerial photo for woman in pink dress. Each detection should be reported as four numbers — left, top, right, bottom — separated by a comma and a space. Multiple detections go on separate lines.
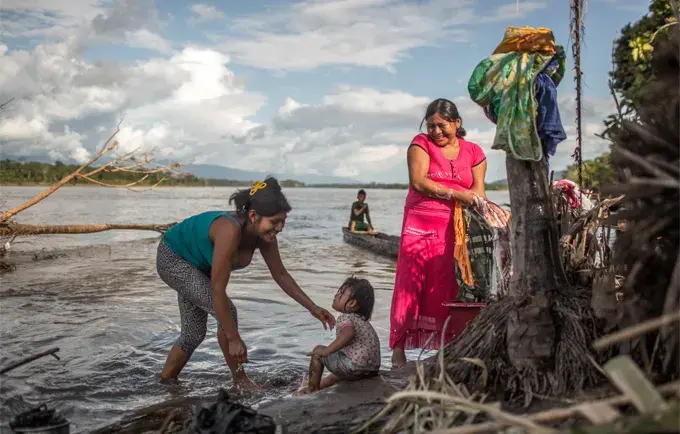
390, 98, 488, 368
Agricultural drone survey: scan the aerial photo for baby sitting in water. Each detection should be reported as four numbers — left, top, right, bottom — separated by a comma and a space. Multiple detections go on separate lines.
294, 277, 381, 395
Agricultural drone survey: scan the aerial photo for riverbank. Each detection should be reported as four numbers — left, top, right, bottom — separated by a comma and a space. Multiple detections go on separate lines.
258, 363, 417, 433
90, 363, 418, 433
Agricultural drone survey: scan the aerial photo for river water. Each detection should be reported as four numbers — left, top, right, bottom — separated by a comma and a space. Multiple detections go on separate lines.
0, 186, 510, 432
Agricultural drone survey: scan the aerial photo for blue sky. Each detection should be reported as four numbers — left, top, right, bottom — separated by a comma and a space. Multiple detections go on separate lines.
0, 0, 649, 182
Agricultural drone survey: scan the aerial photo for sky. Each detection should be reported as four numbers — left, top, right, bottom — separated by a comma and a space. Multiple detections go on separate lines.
0, 0, 649, 183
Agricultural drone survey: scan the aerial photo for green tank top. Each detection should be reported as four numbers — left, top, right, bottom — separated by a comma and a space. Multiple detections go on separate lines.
163, 211, 242, 271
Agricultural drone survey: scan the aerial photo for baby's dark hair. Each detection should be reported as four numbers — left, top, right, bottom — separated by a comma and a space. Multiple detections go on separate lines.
357, 189, 366, 197
341, 276, 375, 321
229, 176, 292, 217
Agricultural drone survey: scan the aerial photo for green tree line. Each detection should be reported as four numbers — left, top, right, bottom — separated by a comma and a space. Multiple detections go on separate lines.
0, 159, 207, 186
0, 160, 509, 190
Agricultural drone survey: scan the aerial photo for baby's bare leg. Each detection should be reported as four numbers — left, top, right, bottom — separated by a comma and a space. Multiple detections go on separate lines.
294, 373, 340, 396
318, 374, 340, 390
308, 346, 326, 391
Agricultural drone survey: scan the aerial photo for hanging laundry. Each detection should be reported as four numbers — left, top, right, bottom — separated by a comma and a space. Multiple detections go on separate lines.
471, 197, 513, 299
493, 26, 557, 56
468, 26, 567, 161
535, 56, 567, 168
478, 55, 566, 165
454, 201, 474, 287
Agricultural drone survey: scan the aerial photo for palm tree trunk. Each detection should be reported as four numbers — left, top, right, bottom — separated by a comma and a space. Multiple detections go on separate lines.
505, 156, 569, 369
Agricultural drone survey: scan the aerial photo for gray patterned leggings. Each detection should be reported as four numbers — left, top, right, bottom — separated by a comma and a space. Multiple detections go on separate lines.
156, 238, 238, 356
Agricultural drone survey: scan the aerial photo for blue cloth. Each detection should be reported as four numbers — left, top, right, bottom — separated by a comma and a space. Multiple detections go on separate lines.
163, 211, 244, 271
534, 56, 567, 167
481, 56, 566, 169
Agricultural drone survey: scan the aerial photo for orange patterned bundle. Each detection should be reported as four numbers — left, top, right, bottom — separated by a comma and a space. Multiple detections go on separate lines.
492, 26, 556, 55
453, 201, 474, 286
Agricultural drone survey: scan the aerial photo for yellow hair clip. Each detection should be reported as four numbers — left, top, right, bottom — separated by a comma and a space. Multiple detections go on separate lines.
249, 181, 267, 196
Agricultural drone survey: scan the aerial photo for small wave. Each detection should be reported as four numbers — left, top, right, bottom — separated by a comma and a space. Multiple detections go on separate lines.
230, 296, 287, 306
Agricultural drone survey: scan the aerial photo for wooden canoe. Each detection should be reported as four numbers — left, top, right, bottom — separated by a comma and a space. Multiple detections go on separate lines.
340, 209, 495, 301
341, 227, 400, 259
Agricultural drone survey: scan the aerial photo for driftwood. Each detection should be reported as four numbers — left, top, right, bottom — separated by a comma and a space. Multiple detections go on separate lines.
0, 127, 181, 224
0, 222, 176, 237
0, 125, 183, 272
0, 347, 61, 375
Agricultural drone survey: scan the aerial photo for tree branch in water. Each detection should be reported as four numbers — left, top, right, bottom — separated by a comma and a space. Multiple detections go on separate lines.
0, 126, 183, 223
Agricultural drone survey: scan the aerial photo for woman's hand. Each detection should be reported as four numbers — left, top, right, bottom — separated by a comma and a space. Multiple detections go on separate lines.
228, 336, 248, 365
310, 305, 336, 330
454, 189, 476, 206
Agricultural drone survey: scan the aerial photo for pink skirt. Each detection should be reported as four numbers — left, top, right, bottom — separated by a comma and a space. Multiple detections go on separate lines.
389, 205, 459, 350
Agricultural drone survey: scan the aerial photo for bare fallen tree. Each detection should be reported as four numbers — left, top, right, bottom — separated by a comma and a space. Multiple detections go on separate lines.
0, 222, 175, 238
0, 129, 181, 223
0, 125, 183, 269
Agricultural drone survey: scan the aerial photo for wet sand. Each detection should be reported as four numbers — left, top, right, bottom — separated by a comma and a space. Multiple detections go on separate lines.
259, 363, 417, 433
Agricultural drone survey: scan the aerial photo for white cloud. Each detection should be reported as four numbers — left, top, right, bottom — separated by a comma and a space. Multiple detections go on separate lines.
0, 0, 615, 183
0, 114, 50, 140
0, 28, 614, 180
189, 4, 225, 23
124, 29, 173, 54
214, 0, 545, 71
0, 37, 264, 164
547, 94, 616, 171
479, 1, 547, 23
198, 87, 613, 183
2, 0, 172, 55
1, 0, 105, 39
333, 145, 403, 177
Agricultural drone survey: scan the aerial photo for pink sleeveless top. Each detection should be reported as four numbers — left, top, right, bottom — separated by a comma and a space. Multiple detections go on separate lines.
404, 133, 486, 211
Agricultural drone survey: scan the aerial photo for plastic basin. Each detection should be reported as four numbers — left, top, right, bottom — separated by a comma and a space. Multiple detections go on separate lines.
442, 301, 485, 338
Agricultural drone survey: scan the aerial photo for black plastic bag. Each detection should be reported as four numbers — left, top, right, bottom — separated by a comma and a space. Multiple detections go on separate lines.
10, 404, 70, 433
184, 389, 278, 434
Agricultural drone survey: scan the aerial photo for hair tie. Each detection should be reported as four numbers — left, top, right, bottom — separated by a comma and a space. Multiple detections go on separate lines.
249, 181, 267, 196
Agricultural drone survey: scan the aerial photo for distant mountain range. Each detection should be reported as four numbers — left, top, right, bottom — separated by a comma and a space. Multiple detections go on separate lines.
486, 169, 568, 186
1, 154, 360, 185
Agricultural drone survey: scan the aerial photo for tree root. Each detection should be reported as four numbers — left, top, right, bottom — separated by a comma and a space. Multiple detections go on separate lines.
430, 285, 606, 407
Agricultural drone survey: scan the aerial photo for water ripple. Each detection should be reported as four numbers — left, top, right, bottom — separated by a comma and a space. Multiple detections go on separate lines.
0, 187, 510, 432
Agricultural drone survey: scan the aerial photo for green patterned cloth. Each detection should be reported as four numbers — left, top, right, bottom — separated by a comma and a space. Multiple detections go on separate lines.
467, 46, 566, 161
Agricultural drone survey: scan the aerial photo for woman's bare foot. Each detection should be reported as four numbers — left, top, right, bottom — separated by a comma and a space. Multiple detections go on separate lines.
391, 348, 407, 370
232, 371, 263, 391
234, 377, 263, 391
292, 387, 311, 396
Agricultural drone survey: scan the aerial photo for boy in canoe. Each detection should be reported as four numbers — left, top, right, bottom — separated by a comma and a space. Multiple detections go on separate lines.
348, 189, 376, 234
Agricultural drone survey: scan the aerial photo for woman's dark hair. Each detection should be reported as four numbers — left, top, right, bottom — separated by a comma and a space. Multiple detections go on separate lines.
229, 176, 292, 217
419, 98, 467, 138
341, 276, 375, 321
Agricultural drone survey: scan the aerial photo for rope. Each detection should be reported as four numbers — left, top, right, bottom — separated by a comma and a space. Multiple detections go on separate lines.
570, 0, 587, 196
